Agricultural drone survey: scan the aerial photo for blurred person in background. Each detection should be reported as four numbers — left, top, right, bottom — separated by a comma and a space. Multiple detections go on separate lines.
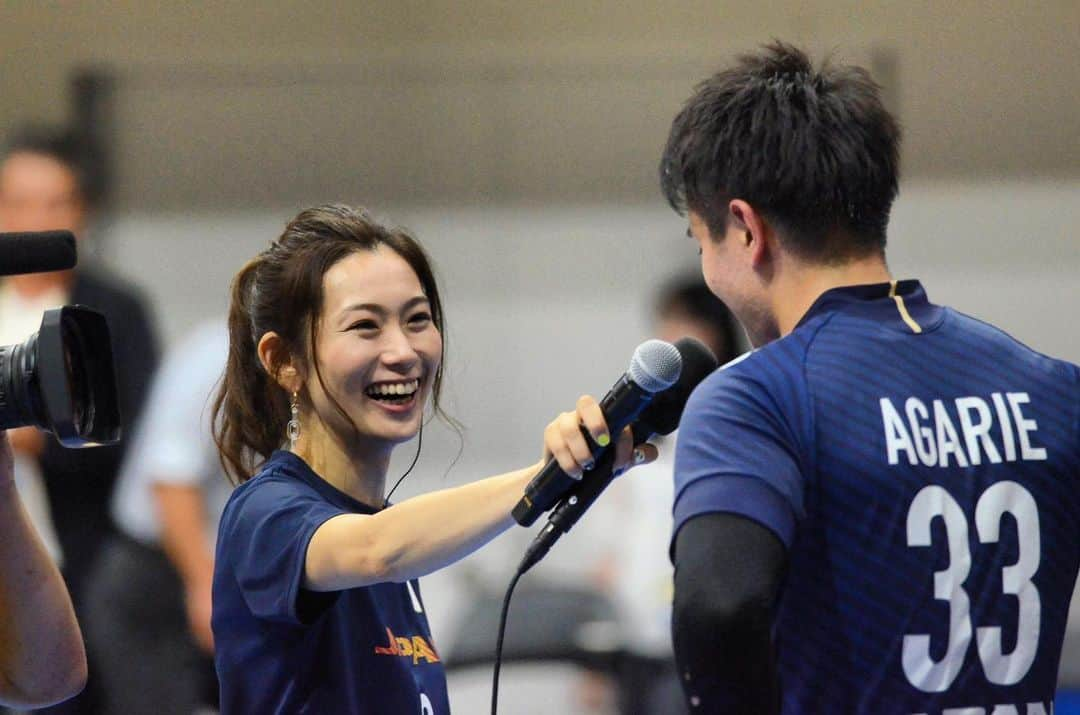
0, 124, 160, 714
210, 204, 654, 713
0, 432, 87, 709
580, 276, 740, 715
83, 320, 227, 715
660, 42, 1080, 713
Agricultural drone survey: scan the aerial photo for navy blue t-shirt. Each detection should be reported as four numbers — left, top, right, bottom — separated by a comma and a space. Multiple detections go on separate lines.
674, 280, 1080, 714
213, 450, 450, 714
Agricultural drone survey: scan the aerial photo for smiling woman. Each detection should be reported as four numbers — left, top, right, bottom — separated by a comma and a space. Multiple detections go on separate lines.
208, 204, 654, 714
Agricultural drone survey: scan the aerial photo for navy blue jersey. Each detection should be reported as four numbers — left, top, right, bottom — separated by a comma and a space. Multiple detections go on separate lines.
674, 280, 1080, 714
213, 451, 450, 714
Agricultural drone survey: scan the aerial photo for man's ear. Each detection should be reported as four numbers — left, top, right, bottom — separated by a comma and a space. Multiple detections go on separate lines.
257, 331, 303, 393
728, 199, 771, 266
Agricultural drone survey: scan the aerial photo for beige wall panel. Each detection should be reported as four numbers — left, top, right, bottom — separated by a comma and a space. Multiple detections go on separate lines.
0, 2, 1076, 207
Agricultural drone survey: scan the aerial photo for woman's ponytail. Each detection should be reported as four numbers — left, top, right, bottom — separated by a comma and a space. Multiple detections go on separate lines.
212, 258, 289, 483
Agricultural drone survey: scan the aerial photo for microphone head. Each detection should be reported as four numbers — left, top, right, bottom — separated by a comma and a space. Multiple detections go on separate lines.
627, 339, 682, 394
635, 337, 719, 436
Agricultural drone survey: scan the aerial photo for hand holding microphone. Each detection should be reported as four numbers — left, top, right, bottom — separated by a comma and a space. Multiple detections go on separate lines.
517, 337, 719, 573
512, 339, 682, 526
538, 396, 659, 487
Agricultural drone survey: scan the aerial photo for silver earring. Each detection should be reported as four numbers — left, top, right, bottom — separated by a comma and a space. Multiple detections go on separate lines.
287, 391, 301, 448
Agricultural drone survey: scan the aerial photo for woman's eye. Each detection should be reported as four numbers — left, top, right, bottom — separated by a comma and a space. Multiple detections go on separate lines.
408, 312, 432, 327
349, 320, 379, 332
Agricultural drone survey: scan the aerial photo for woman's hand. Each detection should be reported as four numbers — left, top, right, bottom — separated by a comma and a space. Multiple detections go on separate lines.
542, 394, 657, 479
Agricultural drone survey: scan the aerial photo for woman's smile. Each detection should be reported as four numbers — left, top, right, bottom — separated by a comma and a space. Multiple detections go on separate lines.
363, 377, 423, 415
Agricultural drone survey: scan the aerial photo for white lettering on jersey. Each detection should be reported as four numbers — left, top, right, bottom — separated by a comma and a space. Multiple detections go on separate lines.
1007, 393, 1048, 461
882, 397, 918, 465
908, 398, 938, 466
955, 397, 1002, 466
934, 399, 970, 468
881, 393, 1046, 467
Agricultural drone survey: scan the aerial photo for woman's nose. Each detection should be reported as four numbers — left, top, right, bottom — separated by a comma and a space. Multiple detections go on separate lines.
381, 326, 419, 366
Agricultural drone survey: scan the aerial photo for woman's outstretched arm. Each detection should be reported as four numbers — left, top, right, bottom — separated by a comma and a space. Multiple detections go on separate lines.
305, 395, 656, 590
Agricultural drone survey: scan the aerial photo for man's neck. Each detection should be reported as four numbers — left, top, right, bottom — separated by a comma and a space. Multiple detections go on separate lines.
772, 253, 892, 338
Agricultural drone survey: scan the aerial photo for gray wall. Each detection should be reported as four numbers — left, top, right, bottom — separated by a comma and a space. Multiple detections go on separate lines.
101, 179, 1080, 497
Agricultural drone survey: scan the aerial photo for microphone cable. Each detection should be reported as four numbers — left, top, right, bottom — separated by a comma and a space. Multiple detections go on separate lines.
491, 448, 618, 715
490, 562, 526, 715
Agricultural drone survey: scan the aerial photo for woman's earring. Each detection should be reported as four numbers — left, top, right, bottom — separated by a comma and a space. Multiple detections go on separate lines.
287, 391, 301, 448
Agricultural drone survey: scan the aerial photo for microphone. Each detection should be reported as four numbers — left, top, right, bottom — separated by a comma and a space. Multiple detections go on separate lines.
517, 337, 719, 574
511, 339, 682, 527
0, 231, 77, 276
631, 337, 720, 443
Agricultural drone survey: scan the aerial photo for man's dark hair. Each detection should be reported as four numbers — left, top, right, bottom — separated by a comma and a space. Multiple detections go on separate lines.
660, 41, 900, 261
656, 275, 741, 363
1, 124, 94, 204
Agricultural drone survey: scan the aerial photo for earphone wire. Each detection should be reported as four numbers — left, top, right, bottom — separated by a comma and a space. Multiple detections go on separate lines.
383, 420, 422, 507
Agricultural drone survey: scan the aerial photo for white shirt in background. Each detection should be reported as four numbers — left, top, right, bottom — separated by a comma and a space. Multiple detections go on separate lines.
110, 319, 232, 547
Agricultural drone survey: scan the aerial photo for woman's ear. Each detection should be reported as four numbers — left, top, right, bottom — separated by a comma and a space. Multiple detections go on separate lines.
257, 331, 303, 393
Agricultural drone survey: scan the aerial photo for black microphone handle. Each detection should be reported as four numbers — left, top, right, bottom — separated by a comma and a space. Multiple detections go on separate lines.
511, 375, 653, 527
518, 448, 619, 575
518, 424, 664, 575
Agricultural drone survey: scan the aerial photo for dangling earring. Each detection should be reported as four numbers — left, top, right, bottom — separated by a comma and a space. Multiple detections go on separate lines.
287, 391, 301, 449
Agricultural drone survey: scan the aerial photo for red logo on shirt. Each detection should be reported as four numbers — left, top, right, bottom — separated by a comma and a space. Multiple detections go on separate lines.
374, 627, 441, 665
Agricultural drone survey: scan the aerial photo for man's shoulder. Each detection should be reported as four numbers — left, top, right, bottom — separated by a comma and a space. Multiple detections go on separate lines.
686, 341, 811, 429
945, 306, 1080, 377
698, 325, 820, 397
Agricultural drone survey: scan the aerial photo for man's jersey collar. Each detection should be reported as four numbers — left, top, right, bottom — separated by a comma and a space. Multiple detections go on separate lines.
795, 279, 944, 333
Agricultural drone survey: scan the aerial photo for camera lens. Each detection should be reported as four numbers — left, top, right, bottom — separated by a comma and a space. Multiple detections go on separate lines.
0, 334, 47, 431
0, 306, 120, 446
61, 315, 93, 437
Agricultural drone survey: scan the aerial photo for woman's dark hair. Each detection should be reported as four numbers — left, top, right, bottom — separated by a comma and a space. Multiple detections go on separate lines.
659, 41, 901, 262
213, 204, 451, 484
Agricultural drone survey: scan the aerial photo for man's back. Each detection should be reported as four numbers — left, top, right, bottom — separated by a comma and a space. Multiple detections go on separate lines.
674, 280, 1080, 713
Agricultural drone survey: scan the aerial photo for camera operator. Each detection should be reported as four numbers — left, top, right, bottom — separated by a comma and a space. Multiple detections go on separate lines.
0, 124, 160, 714
0, 431, 87, 708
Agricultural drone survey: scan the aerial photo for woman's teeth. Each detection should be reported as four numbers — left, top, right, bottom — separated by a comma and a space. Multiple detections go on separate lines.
366, 379, 420, 401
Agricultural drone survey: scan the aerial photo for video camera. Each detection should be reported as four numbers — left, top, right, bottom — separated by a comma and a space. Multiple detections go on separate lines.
0, 230, 121, 446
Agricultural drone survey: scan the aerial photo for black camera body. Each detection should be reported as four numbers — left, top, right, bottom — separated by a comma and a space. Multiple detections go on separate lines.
0, 231, 122, 447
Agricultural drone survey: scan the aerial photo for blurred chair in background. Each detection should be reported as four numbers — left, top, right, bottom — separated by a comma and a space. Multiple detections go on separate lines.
83, 320, 228, 715
0, 124, 160, 715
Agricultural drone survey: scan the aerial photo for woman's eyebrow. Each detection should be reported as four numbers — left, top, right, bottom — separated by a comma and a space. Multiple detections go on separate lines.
339, 302, 386, 319
338, 296, 429, 320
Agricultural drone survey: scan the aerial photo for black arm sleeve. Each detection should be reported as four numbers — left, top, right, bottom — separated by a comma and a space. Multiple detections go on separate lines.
671, 512, 787, 714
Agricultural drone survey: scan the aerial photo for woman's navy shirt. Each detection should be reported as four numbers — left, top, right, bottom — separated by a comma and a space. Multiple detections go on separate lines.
212, 450, 450, 714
